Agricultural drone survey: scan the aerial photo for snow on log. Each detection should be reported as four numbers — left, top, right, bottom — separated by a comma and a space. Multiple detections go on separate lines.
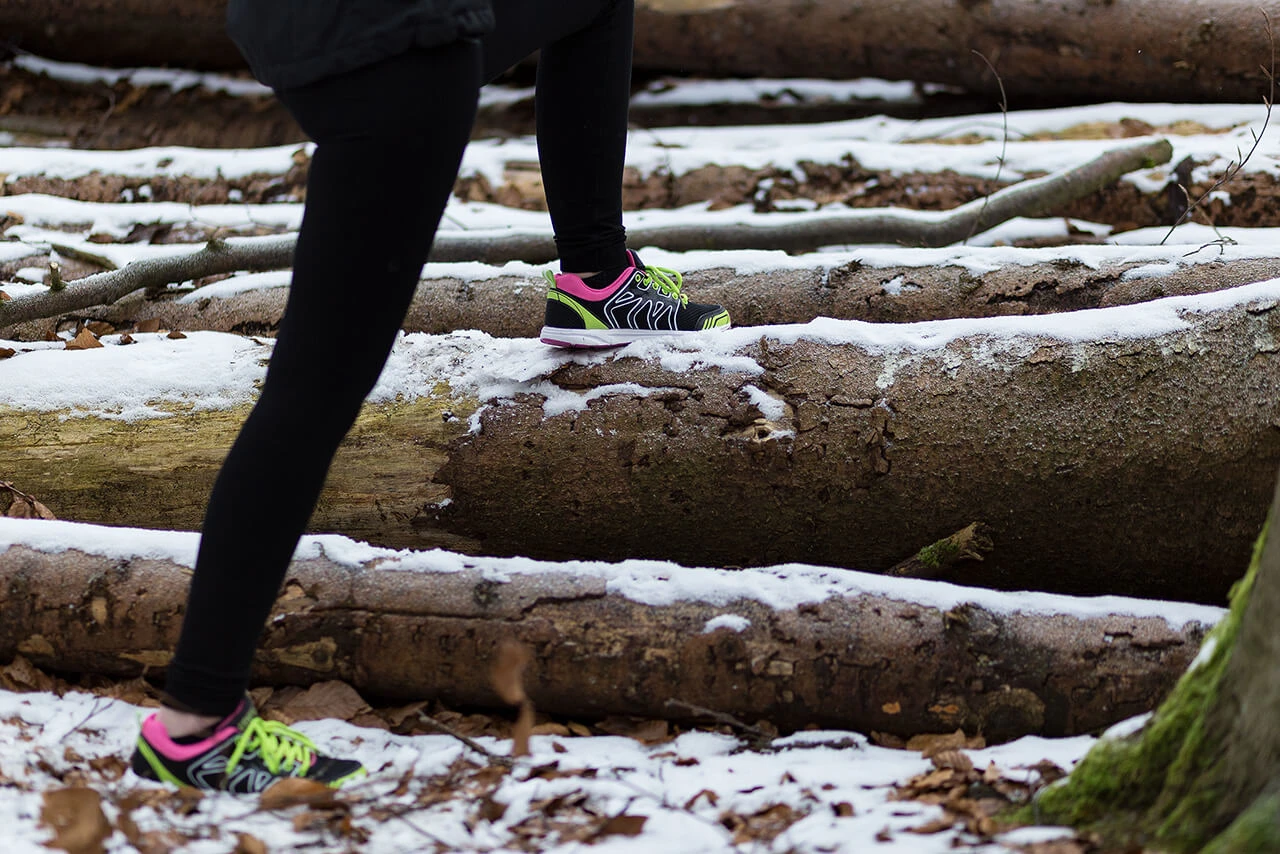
3, 281, 1279, 602
53, 256, 1280, 342
0, 521, 1224, 741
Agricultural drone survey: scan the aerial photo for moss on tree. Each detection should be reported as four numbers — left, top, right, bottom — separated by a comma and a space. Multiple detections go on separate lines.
1022, 520, 1276, 851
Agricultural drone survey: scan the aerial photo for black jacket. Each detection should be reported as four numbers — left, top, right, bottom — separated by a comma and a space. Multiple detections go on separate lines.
226, 0, 494, 90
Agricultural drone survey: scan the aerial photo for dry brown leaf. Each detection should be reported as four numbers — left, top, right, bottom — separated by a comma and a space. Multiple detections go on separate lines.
64, 328, 103, 351
0, 347, 14, 358
881, 701, 902, 715
117, 334, 135, 346
683, 789, 719, 809
1, 656, 56, 692
0, 291, 10, 302
259, 777, 337, 811
86, 755, 127, 781
833, 801, 855, 817
276, 680, 369, 723
166, 330, 187, 339
596, 716, 671, 744
512, 700, 534, 758
907, 729, 983, 757
530, 722, 571, 737
136, 318, 161, 333
234, 833, 269, 854
39, 787, 112, 854
596, 814, 647, 838
84, 321, 114, 336
930, 749, 974, 773
491, 640, 530, 705
477, 796, 508, 822
907, 814, 957, 834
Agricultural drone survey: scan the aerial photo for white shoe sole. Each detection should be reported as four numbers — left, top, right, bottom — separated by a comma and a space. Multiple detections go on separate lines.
539, 325, 731, 348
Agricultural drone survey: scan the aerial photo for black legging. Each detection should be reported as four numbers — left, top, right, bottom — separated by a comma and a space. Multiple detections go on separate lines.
164, 0, 634, 716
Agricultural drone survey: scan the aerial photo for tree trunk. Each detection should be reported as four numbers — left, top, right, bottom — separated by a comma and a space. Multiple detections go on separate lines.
632, 0, 1277, 105
1031, 466, 1280, 851
5, 284, 1279, 602
3, 0, 1274, 104
38, 256, 1280, 343
0, 536, 1221, 742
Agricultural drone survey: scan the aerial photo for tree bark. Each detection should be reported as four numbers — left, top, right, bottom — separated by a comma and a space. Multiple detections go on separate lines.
25, 256, 1280, 344
5, 285, 1279, 602
1032, 467, 1280, 850
2, 0, 1274, 104
0, 538, 1219, 742
632, 0, 1278, 105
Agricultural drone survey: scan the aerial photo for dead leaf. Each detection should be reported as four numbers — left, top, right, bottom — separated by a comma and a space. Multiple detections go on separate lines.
0, 347, 14, 358
491, 640, 530, 705
259, 778, 337, 811
87, 756, 127, 781
683, 789, 718, 809
136, 318, 161, 333
1, 656, 56, 692
596, 716, 671, 744
477, 796, 508, 822
881, 701, 902, 715
234, 833, 268, 854
84, 321, 114, 337
833, 801, 855, 817
0, 291, 9, 302
40, 787, 112, 854
166, 330, 187, 340
117, 334, 134, 345
907, 729, 983, 757
907, 814, 957, 834
512, 700, 534, 758
930, 749, 974, 773
64, 328, 103, 351
596, 814, 647, 838
277, 681, 369, 723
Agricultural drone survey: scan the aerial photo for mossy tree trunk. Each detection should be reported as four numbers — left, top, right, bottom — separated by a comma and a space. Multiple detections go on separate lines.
1031, 468, 1280, 851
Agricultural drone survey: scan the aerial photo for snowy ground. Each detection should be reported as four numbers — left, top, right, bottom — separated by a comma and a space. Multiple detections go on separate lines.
0, 683, 1099, 853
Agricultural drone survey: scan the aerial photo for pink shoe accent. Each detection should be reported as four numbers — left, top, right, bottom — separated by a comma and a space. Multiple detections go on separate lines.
142, 712, 239, 761
550, 267, 636, 301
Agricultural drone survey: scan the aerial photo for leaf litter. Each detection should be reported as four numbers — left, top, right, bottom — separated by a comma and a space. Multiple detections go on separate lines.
0, 661, 1110, 853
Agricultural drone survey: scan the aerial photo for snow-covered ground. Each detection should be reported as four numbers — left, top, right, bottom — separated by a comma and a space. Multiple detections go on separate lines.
0, 685, 1099, 854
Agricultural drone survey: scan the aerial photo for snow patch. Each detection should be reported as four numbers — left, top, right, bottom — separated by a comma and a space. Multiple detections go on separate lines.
702, 614, 751, 633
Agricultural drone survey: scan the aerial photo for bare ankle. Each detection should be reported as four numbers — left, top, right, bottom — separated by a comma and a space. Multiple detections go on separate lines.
157, 706, 222, 739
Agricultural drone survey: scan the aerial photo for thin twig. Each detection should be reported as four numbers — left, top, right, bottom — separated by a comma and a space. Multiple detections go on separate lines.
664, 699, 773, 744
1160, 10, 1275, 244
965, 51, 1010, 245
417, 711, 515, 767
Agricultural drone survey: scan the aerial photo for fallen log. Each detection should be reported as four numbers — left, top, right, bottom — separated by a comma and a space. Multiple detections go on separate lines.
25, 255, 1280, 343
3, 281, 1278, 602
4, 0, 1275, 105
0, 140, 1172, 330
0, 525, 1224, 741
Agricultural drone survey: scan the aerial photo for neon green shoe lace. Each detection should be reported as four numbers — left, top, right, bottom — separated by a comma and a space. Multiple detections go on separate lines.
544, 265, 690, 307
640, 264, 688, 307
225, 717, 318, 777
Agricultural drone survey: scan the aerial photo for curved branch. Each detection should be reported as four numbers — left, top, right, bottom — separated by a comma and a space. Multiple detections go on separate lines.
0, 140, 1171, 328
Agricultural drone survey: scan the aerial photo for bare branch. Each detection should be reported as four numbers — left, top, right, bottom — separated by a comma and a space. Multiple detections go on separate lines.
1160, 10, 1274, 245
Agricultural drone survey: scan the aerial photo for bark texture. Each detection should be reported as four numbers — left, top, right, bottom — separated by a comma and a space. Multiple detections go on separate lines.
632, 0, 1277, 104
6, 290, 1279, 602
4, 0, 1274, 104
1033, 470, 1280, 851
0, 542, 1216, 742
30, 257, 1280, 343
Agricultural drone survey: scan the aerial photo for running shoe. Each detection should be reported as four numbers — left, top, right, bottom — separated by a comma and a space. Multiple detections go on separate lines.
540, 251, 731, 348
130, 696, 366, 793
